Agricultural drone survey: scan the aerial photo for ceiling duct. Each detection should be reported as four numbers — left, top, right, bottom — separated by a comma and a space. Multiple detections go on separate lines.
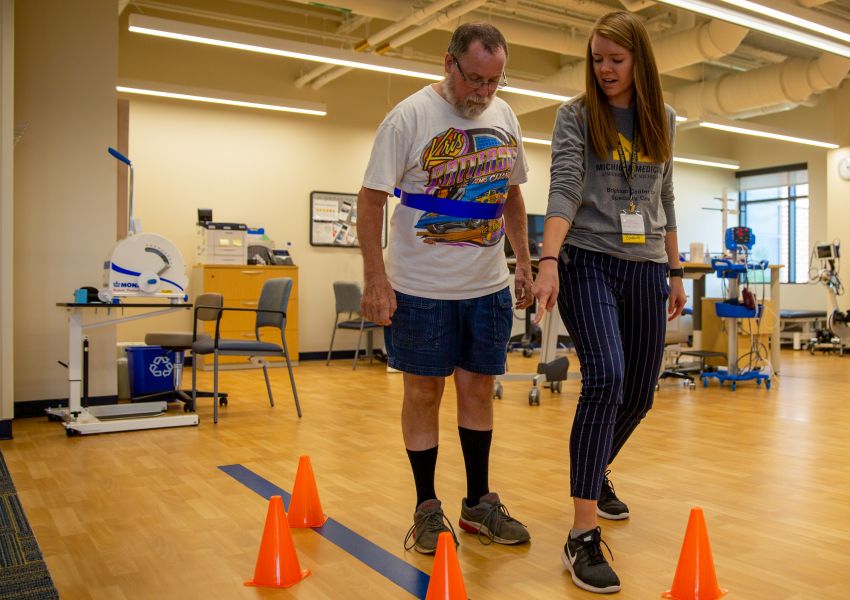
309, 0, 487, 90
288, 0, 589, 56
295, 0, 459, 88
507, 19, 747, 115
675, 51, 850, 119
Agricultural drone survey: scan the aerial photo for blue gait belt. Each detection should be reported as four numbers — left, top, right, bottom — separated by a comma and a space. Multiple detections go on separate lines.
394, 188, 504, 220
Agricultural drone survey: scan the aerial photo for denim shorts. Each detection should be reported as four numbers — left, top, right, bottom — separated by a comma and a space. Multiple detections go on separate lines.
384, 287, 514, 377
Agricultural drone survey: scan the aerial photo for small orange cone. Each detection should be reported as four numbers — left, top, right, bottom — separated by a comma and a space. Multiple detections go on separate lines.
425, 532, 467, 600
288, 455, 328, 528
663, 507, 727, 600
244, 495, 310, 588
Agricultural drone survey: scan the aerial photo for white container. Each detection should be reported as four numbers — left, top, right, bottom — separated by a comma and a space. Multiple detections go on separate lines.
689, 242, 705, 264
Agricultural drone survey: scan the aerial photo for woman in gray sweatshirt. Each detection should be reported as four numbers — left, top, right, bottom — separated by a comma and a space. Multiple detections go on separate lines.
531, 10, 687, 595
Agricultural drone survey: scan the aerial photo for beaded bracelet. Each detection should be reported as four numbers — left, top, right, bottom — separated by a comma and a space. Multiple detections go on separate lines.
538, 256, 558, 264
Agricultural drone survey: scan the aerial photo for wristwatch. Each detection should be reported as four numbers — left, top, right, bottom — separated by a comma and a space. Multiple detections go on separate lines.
668, 267, 684, 278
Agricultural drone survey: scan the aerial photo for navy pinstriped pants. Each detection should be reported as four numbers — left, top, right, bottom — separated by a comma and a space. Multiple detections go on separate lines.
557, 244, 669, 500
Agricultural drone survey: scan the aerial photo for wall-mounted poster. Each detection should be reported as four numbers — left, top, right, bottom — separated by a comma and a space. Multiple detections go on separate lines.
310, 191, 387, 248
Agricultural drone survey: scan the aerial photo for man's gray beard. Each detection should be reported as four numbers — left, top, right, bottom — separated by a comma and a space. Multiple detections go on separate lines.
445, 78, 492, 119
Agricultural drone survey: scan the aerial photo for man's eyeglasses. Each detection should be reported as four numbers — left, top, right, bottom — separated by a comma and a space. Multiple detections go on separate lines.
451, 55, 508, 91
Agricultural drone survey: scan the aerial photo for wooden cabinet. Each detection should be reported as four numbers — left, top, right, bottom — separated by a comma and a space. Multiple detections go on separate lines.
193, 265, 298, 368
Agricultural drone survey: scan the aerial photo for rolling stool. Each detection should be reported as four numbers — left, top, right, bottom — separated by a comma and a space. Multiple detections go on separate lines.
143, 293, 227, 412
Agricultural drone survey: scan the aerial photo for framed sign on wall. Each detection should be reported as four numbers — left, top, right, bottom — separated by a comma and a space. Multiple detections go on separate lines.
309, 191, 387, 248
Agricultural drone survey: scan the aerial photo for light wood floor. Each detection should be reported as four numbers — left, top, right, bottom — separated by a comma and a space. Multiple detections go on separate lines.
4, 349, 850, 599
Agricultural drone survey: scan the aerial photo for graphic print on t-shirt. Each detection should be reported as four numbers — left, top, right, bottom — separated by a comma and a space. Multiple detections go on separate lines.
414, 126, 518, 247
594, 132, 660, 208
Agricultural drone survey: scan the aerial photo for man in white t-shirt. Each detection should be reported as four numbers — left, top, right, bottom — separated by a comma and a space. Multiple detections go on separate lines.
356, 23, 533, 555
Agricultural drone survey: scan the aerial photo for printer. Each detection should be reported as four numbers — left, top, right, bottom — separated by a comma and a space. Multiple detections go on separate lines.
197, 209, 247, 265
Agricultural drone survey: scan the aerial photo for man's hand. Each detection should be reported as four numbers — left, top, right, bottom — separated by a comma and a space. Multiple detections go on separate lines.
531, 261, 559, 325
513, 262, 533, 309
361, 275, 397, 326
667, 277, 687, 321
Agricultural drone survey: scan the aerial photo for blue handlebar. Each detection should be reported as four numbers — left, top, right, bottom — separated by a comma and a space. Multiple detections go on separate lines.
108, 147, 132, 166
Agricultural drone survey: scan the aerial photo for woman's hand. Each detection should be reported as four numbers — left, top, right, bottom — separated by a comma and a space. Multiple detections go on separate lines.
531, 261, 559, 325
668, 276, 687, 321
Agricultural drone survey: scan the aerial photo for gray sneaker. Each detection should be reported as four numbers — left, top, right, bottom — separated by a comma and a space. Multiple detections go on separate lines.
403, 499, 457, 555
458, 492, 530, 545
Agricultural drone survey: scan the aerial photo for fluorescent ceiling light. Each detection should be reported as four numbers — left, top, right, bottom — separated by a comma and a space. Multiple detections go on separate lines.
717, 0, 850, 44
524, 136, 740, 169
129, 14, 571, 102
673, 155, 740, 169
675, 115, 688, 123
699, 116, 839, 148
653, 0, 850, 58
117, 80, 327, 115
522, 136, 553, 146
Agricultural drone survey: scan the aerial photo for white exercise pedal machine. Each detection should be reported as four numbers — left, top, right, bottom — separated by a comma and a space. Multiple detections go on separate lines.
48, 148, 199, 435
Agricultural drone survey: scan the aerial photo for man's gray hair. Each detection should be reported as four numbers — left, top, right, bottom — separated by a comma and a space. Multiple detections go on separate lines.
447, 22, 508, 59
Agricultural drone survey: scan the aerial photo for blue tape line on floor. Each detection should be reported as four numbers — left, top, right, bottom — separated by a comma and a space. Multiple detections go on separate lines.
219, 464, 430, 599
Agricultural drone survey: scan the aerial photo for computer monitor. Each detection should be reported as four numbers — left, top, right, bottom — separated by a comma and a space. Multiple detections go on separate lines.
816, 243, 836, 260
504, 213, 545, 258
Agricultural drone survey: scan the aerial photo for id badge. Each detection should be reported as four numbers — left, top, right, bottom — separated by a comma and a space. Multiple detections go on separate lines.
620, 212, 646, 244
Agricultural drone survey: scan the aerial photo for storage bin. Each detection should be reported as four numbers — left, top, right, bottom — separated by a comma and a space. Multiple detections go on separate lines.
125, 346, 174, 398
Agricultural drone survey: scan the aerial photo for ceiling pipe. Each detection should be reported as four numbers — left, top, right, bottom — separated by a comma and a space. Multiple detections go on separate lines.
310, 0, 487, 90
507, 19, 747, 115
295, 0, 459, 88
674, 52, 850, 120
618, 0, 656, 10
797, 0, 833, 7
546, 0, 613, 19
287, 0, 589, 57
493, 1, 605, 29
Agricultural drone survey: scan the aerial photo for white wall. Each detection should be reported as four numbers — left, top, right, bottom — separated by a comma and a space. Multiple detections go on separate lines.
120, 98, 562, 352
14, 0, 117, 402
825, 81, 850, 315
120, 98, 375, 352
122, 96, 748, 351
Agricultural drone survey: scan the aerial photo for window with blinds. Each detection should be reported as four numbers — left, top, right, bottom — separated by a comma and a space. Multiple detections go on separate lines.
737, 164, 809, 284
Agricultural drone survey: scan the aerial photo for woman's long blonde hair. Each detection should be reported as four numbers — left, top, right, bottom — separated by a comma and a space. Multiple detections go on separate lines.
583, 11, 671, 163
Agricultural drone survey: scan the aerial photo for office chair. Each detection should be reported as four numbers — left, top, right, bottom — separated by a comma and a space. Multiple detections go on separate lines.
657, 311, 701, 389
191, 277, 301, 423
326, 281, 382, 370
142, 293, 226, 410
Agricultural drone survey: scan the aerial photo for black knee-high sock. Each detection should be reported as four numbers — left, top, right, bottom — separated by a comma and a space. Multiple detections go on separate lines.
407, 446, 438, 508
459, 427, 492, 507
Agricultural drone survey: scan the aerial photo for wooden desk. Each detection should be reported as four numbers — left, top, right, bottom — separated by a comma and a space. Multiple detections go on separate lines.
682, 262, 714, 351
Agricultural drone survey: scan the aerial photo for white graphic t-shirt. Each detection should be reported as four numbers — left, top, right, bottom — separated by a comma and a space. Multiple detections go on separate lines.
362, 85, 528, 300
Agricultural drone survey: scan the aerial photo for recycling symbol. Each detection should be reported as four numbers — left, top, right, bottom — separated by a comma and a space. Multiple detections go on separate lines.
149, 354, 174, 379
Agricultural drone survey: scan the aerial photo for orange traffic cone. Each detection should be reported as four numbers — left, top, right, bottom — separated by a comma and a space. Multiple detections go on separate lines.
288, 455, 328, 528
663, 507, 727, 600
244, 495, 310, 588
425, 532, 467, 600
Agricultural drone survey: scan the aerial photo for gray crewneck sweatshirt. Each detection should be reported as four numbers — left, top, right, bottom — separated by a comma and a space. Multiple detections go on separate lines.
546, 99, 677, 263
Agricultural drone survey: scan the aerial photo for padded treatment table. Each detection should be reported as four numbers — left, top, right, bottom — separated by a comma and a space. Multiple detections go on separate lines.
779, 309, 827, 350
